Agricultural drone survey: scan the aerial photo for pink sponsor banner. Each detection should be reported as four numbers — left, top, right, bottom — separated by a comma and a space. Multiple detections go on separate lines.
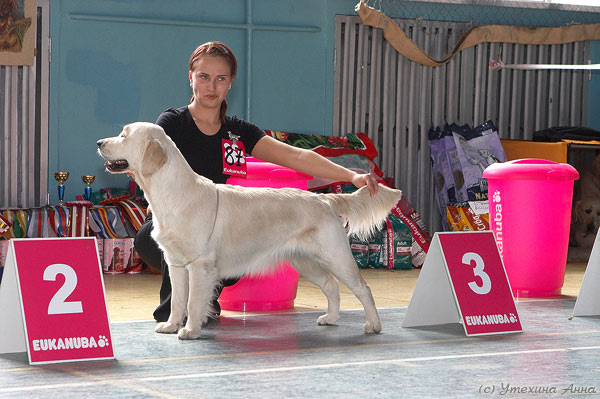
12, 238, 114, 364
438, 231, 522, 336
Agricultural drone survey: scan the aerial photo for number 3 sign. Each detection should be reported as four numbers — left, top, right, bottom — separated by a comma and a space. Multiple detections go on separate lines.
403, 231, 522, 336
0, 238, 114, 364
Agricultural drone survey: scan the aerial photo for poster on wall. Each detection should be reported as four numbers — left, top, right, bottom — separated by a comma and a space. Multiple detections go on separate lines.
0, 0, 35, 66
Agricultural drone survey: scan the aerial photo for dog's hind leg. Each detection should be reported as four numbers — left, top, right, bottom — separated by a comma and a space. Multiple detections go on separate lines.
177, 261, 219, 340
289, 255, 341, 326
323, 249, 382, 334
155, 265, 188, 334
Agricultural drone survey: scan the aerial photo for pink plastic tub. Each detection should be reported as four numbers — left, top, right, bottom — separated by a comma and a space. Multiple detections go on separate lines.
220, 158, 312, 311
482, 159, 579, 298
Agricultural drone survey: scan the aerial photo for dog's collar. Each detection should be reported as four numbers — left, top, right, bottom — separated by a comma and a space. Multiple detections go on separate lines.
170, 189, 219, 268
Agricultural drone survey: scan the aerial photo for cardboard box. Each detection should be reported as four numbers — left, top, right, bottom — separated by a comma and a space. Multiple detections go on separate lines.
500, 139, 568, 163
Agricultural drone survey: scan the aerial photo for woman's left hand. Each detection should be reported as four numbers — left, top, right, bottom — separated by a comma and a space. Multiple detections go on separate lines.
351, 172, 379, 197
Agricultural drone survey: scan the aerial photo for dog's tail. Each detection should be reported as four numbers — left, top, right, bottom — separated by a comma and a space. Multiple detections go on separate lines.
324, 184, 402, 241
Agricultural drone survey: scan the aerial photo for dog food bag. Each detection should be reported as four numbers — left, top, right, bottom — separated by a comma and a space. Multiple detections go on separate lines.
350, 235, 369, 269
446, 202, 490, 231
428, 128, 456, 225
383, 214, 412, 270
446, 204, 463, 231
394, 198, 431, 240
119, 237, 144, 274
127, 248, 145, 274
453, 120, 506, 201
368, 229, 385, 269
103, 238, 129, 273
390, 204, 430, 268
445, 123, 472, 203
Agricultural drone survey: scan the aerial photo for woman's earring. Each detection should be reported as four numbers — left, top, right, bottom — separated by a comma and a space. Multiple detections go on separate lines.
228, 85, 232, 90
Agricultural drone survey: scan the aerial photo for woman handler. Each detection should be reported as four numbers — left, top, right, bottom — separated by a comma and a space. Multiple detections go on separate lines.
134, 41, 379, 322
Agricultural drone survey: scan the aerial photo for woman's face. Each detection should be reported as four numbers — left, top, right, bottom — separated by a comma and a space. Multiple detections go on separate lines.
189, 55, 233, 110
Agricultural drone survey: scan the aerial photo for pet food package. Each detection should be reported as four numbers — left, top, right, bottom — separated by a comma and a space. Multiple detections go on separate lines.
126, 245, 144, 274
391, 204, 430, 268
368, 230, 385, 269
350, 236, 369, 269
428, 131, 455, 222
445, 123, 472, 203
453, 120, 506, 201
395, 198, 431, 239
446, 201, 490, 231
382, 214, 412, 270
103, 238, 132, 273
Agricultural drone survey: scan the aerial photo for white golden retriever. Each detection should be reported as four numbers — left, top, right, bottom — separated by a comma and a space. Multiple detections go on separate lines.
97, 122, 402, 339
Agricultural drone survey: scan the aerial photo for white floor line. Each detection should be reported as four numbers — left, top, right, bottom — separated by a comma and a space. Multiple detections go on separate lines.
2, 345, 599, 393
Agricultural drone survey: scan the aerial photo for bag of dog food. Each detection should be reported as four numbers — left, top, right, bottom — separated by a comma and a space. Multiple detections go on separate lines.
350, 235, 369, 269
445, 123, 472, 203
453, 120, 506, 201
428, 127, 456, 225
368, 229, 385, 269
391, 204, 430, 268
382, 214, 412, 270
446, 201, 490, 231
103, 238, 132, 273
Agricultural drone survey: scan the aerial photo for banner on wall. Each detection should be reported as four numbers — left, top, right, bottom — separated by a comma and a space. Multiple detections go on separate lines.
0, 0, 35, 66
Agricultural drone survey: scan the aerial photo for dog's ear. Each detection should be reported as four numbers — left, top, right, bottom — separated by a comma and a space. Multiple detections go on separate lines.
141, 139, 167, 177
574, 200, 584, 224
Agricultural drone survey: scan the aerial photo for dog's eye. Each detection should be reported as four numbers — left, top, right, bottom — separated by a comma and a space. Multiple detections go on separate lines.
585, 209, 592, 214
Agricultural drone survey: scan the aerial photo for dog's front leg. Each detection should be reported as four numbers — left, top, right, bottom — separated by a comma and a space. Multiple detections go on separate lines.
177, 262, 218, 340
155, 265, 188, 334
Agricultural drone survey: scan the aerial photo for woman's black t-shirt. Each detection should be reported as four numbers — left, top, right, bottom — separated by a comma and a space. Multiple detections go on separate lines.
155, 106, 266, 184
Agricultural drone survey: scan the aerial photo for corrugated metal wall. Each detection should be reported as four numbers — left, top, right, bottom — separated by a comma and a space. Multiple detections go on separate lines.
333, 15, 590, 233
0, 1, 50, 209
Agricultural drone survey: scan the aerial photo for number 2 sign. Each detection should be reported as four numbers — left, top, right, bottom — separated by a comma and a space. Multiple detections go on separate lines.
403, 231, 522, 336
0, 238, 114, 364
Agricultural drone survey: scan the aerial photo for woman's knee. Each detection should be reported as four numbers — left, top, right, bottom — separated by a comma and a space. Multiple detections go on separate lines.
134, 219, 162, 270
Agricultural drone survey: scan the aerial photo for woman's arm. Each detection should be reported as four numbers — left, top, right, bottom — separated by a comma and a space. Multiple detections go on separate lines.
251, 135, 379, 196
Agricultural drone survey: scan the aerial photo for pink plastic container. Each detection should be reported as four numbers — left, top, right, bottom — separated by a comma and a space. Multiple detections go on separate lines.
220, 158, 312, 311
482, 159, 579, 298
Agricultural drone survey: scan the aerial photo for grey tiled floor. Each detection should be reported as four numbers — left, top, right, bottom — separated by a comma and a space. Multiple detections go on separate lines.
1, 300, 599, 398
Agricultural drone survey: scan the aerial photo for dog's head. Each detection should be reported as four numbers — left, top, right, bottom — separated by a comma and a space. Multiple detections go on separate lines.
97, 122, 168, 178
574, 198, 600, 235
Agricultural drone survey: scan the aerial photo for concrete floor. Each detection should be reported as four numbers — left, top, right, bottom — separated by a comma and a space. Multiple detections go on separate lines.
0, 264, 599, 398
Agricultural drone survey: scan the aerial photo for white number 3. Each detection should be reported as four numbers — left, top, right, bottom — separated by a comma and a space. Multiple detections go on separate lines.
462, 252, 492, 295
43, 264, 83, 315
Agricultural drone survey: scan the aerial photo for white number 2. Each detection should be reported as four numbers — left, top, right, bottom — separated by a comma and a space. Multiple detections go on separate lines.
43, 264, 83, 315
462, 252, 492, 295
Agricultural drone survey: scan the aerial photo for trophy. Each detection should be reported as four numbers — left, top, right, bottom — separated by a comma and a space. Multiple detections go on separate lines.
53, 171, 70, 205
81, 175, 95, 201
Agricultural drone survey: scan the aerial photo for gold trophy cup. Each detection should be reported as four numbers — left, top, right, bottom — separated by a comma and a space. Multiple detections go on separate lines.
81, 175, 95, 201
54, 171, 70, 205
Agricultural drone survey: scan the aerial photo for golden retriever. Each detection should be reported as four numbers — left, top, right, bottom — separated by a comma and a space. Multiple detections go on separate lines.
97, 122, 402, 339
571, 198, 600, 248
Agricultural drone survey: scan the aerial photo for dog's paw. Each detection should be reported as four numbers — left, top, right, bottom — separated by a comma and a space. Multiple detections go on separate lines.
317, 313, 339, 326
177, 327, 201, 340
364, 321, 382, 334
155, 322, 180, 334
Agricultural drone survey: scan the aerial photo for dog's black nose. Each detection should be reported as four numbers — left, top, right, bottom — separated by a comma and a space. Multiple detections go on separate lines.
96, 140, 104, 148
